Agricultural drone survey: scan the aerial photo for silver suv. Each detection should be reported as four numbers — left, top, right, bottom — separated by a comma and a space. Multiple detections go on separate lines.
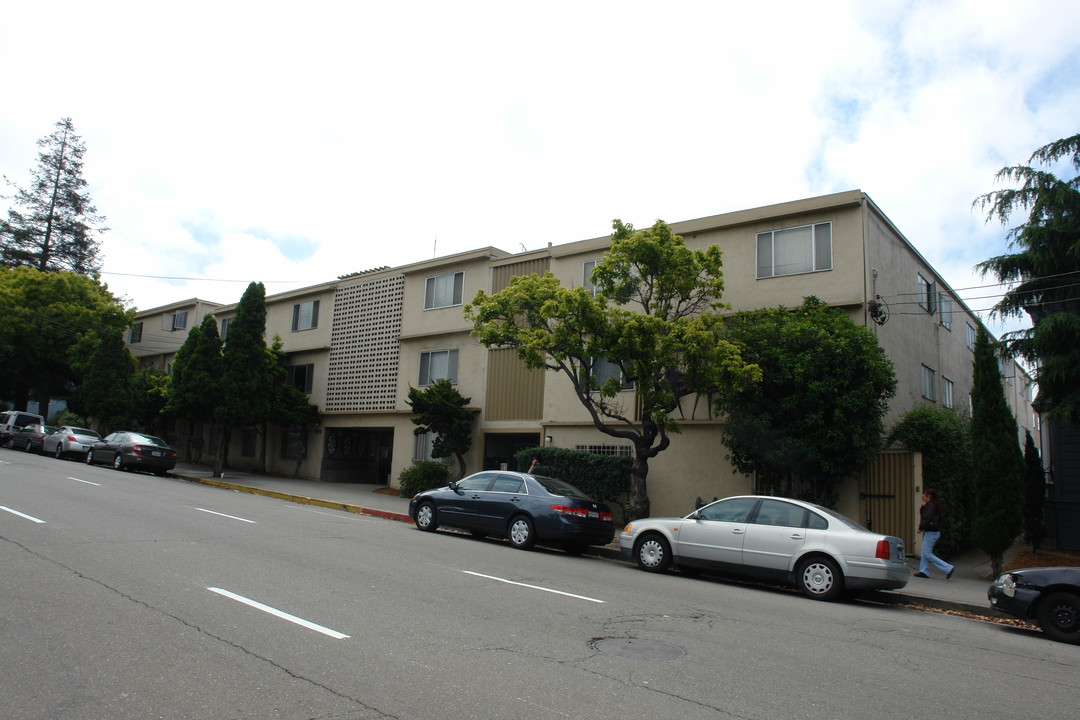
0, 411, 46, 448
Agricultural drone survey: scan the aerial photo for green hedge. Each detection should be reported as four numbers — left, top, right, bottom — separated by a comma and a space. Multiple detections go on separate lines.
513, 446, 630, 504
398, 461, 450, 498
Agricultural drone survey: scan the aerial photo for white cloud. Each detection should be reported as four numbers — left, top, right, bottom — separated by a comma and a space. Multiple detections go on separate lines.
1, 0, 1077, 344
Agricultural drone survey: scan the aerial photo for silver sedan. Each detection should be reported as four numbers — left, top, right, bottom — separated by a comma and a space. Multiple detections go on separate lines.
619, 495, 910, 601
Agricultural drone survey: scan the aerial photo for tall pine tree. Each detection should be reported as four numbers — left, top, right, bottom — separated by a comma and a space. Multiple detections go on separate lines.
217, 282, 272, 476
166, 315, 223, 463
1, 118, 106, 274
970, 327, 1024, 576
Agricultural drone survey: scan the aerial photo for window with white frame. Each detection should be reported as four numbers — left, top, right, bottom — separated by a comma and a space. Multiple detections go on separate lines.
292, 300, 319, 331
129, 322, 143, 344
419, 349, 459, 385
938, 293, 953, 329
288, 363, 314, 394
921, 365, 937, 401
966, 323, 976, 351
942, 377, 954, 408
413, 431, 453, 464
170, 311, 188, 331
219, 317, 231, 340
583, 260, 598, 295
424, 271, 464, 309
590, 356, 632, 390
918, 274, 936, 314
756, 222, 832, 278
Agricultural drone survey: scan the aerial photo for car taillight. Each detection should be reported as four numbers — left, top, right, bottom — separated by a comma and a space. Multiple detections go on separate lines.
65, 435, 77, 441
875, 539, 891, 559
550, 505, 613, 522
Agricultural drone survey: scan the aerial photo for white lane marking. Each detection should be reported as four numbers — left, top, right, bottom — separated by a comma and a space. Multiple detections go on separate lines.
462, 571, 605, 604
0, 506, 46, 524
195, 507, 256, 524
286, 505, 376, 521
69, 477, 100, 485
207, 587, 349, 639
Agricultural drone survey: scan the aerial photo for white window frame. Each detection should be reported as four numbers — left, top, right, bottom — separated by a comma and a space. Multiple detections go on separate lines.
921, 364, 937, 401
966, 323, 977, 351
413, 431, 454, 464
756, 222, 832, 279
942, 377, 954, 409
583, 260, 598, 295
419, 349, 459, 385
129, 322, 143, 344
918, 274, 936, 314
938, 293, 953, 330
168, 311, 188, 331
424, 271, 464, 310
292, 300, 319, 332
590, 356, 633, 391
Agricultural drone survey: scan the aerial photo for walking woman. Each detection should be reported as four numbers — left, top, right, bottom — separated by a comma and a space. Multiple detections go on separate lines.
916, 488, 955, 579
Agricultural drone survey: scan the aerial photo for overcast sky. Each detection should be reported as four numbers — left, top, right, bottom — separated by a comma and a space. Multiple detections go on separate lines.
2, 0, 1078, 337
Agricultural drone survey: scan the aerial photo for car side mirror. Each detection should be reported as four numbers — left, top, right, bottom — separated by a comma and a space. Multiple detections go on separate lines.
448, 481, 459, 491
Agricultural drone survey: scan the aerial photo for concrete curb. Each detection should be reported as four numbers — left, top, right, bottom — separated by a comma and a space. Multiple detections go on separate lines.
190, 477, 413, 524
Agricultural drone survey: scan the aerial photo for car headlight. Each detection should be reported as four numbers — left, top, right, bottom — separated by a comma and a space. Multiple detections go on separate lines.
994, 573, 1018, 598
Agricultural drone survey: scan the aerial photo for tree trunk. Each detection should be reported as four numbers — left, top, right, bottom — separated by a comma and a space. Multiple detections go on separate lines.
628, 454, 651, 519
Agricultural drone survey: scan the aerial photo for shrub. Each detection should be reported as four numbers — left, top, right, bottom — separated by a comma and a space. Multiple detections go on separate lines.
398, 461, 450, 498
513, 446, 631, 505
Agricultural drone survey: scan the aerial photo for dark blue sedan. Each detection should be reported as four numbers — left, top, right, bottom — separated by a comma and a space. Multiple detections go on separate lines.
408, 470, 615, 554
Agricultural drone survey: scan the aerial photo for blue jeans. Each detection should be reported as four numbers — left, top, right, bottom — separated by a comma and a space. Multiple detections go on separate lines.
919, 531, 954, 576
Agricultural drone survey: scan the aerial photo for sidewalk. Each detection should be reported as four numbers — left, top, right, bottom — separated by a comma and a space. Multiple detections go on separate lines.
168, 462, 1004, 616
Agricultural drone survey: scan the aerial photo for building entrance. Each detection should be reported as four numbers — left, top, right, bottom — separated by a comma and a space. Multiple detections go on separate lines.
321, 427, 394, 484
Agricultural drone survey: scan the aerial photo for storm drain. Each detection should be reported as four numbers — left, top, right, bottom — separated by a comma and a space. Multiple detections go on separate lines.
591, 638, 686, 660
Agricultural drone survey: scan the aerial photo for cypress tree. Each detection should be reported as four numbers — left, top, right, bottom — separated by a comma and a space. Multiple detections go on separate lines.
970, 327, 1024, 576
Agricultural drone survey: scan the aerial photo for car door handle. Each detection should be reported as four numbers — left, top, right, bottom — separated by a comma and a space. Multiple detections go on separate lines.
789, 533, 804, 540
470, 494, 483, 499
732, 528, 744, 535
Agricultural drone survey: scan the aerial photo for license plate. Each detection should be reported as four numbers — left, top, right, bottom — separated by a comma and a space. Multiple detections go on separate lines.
588, 511, 599, 518
152, 451, 163, 457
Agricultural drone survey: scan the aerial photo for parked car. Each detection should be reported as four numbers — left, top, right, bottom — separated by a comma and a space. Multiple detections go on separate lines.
86, 431, 177, 476
619, 495, 910, 601
0, 411, 45, 448
42, 425, 102, 460
988, 567, 1080, 644
9, 424, 57, 453
408, 470, 616, 553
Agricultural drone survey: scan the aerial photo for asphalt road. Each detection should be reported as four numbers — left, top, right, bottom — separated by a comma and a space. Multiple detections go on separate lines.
2, 450, 1076, 720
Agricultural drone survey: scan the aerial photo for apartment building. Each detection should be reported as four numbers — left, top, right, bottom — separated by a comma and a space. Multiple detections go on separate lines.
127, 190, 1037, 524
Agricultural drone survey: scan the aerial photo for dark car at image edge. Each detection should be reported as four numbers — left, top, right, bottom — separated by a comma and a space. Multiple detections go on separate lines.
408, 470, 616, 554
988, 566, 1080, 644
86, 431, 177, 476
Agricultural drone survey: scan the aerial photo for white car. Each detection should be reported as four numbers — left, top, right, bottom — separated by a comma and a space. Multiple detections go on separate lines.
619, 495, 910, 601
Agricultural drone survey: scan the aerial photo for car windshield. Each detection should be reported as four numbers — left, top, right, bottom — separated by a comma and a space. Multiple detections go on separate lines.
130, 434, 168, 447
532, 475, 594, 501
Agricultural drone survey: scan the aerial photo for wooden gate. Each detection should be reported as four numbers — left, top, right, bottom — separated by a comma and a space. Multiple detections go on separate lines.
858, 449, 919, 553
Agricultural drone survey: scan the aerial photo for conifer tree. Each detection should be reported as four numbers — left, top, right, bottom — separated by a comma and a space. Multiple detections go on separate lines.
166, 315, 223, 463
970, 327, 1024, 576
1, 118, 106, 274
217, 282, 271, 475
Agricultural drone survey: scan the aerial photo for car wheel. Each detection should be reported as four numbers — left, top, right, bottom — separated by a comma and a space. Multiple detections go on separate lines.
1036, 591, 1080, 644
507, 515, 535, 549
54, 444, 65, 460
796, 556, 843, 601
85, 450, 94, 465
634, 534, 672, 573
414, 502, 438, 532
112, 454, 124, 471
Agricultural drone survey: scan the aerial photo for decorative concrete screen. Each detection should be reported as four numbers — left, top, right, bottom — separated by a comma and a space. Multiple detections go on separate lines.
325, 274, 405, 412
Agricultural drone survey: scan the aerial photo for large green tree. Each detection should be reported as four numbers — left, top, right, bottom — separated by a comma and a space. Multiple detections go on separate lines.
975, 132, 1080, 422
1, 118, 106, 274
715, 297, 897, 505
970, 326, 1024, 576
217, 282, 273, 475
466, 219, 759, 518
166, 314, 224, 463
0, 266, 130, 417
68, 328, 137, 431
888, 405, 973, 558
265, 337, 320, 476
406, 379, 480, 480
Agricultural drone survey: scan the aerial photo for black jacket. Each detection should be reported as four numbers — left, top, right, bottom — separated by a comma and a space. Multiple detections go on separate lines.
919, 501, 942, 532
